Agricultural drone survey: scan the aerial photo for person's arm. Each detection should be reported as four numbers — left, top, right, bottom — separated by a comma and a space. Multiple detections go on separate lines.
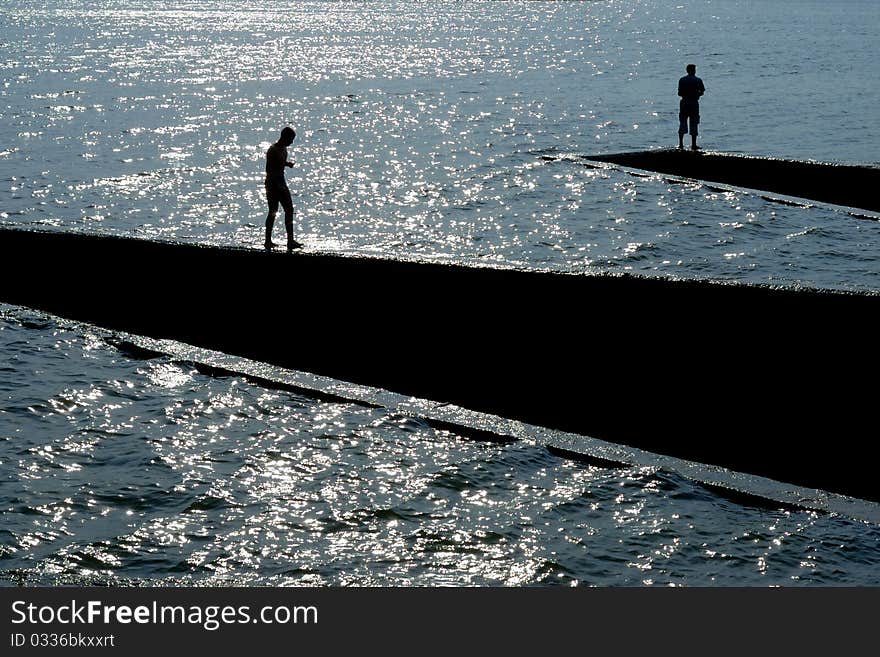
678, 78, 684, 97
698, 79, 705, 97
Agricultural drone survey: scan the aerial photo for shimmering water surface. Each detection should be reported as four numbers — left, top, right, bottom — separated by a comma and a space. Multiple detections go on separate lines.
3, 310, 880, 586
2, 0, 880, 585
3, 0, 880, 287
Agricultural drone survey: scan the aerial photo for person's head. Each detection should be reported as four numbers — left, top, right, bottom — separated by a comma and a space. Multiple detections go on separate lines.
686, 64, 696, 75
279, 126, 296, 146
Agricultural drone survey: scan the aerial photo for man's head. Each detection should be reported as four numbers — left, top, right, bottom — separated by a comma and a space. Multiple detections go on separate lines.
279, 126, 296, 146
686, 64, 696, 75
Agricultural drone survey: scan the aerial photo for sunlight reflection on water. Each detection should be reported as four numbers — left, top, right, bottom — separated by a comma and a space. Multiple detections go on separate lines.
2, 1, 880, 289
2, 310, 880, 586
2, 1, 880, 586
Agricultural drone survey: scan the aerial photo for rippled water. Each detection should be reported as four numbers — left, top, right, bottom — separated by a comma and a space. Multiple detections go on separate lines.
2, 0, 880, 288
2, 309, 880, 586
2, 0, 880, 586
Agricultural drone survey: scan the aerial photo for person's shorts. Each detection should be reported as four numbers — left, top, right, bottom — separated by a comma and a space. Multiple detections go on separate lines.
679, 100, 700, 135
265, 181, 293, 214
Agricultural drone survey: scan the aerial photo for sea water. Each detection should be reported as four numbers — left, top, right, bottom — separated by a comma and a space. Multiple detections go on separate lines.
1, 0, 879, 585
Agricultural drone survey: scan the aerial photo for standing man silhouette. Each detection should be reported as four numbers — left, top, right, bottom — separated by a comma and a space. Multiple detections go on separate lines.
678, 64, 705, 151
264, 126, 302, 251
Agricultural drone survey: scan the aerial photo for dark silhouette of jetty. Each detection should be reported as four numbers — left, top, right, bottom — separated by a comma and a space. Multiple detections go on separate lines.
2, 228, 878, 503
582, 150, 880, 213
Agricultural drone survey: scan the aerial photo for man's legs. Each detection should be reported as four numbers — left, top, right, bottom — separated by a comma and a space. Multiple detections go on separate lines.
265, 189, 279, 248
265, 215, 274, 247
679, 101, 700, 150
280, 188, 302, 251
283, 206, 301, 250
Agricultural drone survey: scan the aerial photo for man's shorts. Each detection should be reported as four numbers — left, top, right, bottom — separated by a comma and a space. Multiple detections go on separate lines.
265, 182, 293, 214
679, 100, 700, 136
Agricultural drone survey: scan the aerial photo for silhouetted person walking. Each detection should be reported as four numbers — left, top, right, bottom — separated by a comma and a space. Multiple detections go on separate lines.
678, 64, 705, 150
264, 126, 302, 251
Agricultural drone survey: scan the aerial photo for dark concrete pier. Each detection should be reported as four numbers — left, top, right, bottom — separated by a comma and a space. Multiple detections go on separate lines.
583, 150, 880, 213
1, 228, 878, 502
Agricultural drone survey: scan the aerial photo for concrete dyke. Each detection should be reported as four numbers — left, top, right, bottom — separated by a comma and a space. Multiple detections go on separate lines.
1, 228, 878, 502
581, 150, 880, 213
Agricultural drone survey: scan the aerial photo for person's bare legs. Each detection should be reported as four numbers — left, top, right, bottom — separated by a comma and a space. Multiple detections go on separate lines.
265, 212, 277, 248
284, 207, 301, 251
280, 194, 301, 251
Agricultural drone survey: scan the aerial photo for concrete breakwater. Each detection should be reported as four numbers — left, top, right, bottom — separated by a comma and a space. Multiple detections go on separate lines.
581, 150, 880, 213
1, 228, 878, 502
